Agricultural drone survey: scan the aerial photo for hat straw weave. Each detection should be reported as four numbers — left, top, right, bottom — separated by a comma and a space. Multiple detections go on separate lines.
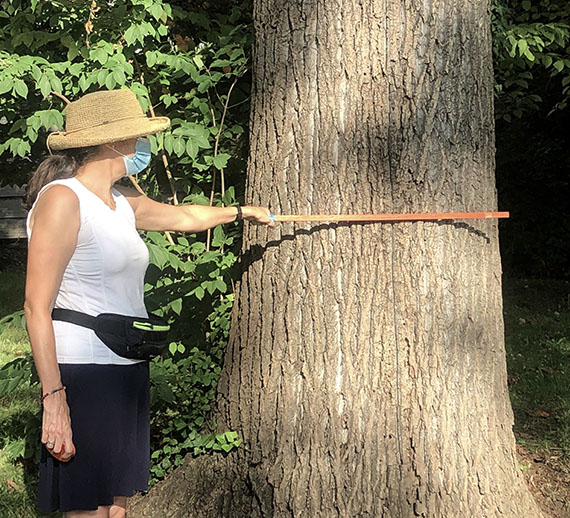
47, 89, 170, 151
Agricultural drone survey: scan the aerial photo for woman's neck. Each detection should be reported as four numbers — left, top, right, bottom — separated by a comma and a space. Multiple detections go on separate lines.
74, 155, 125, 207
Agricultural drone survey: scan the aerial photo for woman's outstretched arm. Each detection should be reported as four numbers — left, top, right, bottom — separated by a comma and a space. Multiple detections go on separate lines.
115, 186, 274, 232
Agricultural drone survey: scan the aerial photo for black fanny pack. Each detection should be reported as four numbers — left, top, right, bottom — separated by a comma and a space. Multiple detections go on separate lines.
51, 308, 170, 361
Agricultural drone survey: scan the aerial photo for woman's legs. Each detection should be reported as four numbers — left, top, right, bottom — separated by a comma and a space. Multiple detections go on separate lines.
62, 497, 127, 518
109, 496, 127, 518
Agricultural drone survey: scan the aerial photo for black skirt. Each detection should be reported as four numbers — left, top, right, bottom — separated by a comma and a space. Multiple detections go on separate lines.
37, 362, 150, 513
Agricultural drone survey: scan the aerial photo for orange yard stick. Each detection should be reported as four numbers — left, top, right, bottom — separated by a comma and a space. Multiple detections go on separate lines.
270, 211, 509, 223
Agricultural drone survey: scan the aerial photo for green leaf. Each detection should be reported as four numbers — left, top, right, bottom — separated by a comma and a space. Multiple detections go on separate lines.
214, 278, 227, 292
105, 73, 117, 90
163, 134, 174, 154
542, 55, 553, 68
226, 431, 239, 442
149, 3, 163, 21
210, 59, 231, 68
49, 75, 63, 93
197, 78, 212, 93
113, 68, 126, 85
78, 74, 91, 91
213, 153, 230, 170
0, 77, 12, 95
157, 383, 175, 403
173, 137, 185, 157
124, 26, 137, 46
4, 439, 25, 460
195, 135, 210, 149
553, 60, 564, 73
13, 79, 28, 99
30, 64, 42, 82
171, 298, 182, 315
186, 139, 198, 159
517, 39, 529, 58
222, 186, 236, 206
193, 286, 205, 300
147, 51, 157, 68
0, 357, 33, 398
97, 69, 108, 86
67, 42, 81, 61
147, 243, 169, 268
212, 226, 226, 247
38, 75, 51, 98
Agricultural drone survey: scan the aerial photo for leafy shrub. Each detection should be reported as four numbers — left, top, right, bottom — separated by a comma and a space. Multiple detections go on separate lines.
0, 0, 252, 483
493, 0, 570, 120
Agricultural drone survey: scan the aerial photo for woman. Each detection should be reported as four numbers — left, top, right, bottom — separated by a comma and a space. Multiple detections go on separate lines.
24, 89, 273, 517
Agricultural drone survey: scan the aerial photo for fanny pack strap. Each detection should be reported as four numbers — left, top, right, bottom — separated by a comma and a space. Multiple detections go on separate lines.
52, 308, 98, 330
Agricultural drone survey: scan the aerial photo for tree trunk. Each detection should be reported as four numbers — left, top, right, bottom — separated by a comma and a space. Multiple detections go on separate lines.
130, 0, 544, 516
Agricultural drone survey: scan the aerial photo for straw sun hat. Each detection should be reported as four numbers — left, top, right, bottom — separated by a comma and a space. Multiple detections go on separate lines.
46, 89, 170, 151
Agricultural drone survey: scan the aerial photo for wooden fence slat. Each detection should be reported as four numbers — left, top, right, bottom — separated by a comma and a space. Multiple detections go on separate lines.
0, 185, 27, 239
0, 219, 27, 239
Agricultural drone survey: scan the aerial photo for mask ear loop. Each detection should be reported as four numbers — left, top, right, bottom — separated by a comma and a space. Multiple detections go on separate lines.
105, 142, 134, 159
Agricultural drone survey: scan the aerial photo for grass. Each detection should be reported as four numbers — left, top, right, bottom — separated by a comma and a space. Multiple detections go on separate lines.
503, 278, 570, 455
0, 266, 569, 516
0, 265, 46, 517
0, 330, 44, 517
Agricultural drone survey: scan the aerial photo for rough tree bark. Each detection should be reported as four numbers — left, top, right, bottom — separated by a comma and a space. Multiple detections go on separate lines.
130, 0, 544, 516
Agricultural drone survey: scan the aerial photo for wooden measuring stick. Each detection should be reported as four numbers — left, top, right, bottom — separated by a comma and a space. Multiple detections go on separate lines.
270, 211, 509, 223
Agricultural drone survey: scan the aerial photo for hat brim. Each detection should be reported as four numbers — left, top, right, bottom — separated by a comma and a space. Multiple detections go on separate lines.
47, 116, 170, 151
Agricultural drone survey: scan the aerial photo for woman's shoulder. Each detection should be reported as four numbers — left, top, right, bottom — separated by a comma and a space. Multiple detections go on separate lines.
27, 181, 80, 236
33, 181, 80, 215
36, 177, 82, 201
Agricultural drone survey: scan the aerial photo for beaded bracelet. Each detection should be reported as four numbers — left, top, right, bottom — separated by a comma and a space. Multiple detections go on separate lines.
235, 205, 243, 222
40, 386, 66, 403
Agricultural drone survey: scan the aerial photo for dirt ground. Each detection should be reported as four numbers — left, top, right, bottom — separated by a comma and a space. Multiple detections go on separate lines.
518, 440, 570, 518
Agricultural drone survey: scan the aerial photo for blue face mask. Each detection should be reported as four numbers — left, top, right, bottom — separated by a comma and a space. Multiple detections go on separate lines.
122, 137, 152, 176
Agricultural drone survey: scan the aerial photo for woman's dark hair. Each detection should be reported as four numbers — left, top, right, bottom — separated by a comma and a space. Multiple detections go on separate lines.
24, 147, 99, 210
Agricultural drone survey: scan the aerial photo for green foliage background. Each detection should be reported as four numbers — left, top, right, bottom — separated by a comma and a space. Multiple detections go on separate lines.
0, 0, 568, 505
492, 0, 570, 278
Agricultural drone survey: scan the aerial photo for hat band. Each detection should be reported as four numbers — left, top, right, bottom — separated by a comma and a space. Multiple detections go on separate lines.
51, 115, 152, 137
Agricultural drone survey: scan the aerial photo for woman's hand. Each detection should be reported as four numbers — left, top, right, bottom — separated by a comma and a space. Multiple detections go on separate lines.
41, 390, 75, 461
242, 206, 275, 227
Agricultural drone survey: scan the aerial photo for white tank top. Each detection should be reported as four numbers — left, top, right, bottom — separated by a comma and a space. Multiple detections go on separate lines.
26, 177, 149, 365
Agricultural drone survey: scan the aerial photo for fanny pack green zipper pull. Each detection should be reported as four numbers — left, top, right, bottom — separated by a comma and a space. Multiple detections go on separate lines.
132, 321, 170, 332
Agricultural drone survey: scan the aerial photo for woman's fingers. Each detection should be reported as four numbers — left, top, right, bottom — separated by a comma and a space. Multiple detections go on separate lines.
243, 206, 275, 226
41, 391, 74, 458
61, 441, 76, 461
53, 435, 64, 454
